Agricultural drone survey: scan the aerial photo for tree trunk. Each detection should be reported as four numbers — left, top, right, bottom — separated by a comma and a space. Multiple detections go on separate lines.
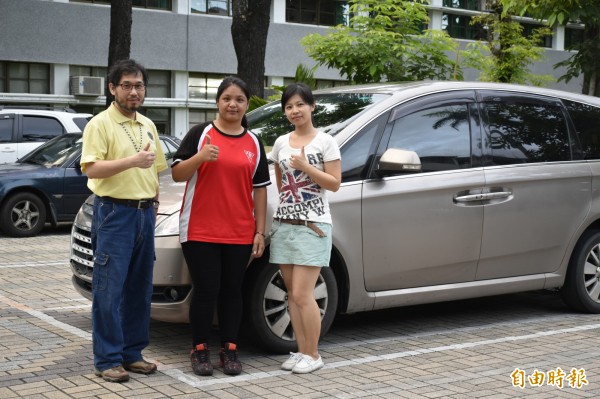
105, 0, 133, 108
231, 0, 272, 99
580, 23, 600, 96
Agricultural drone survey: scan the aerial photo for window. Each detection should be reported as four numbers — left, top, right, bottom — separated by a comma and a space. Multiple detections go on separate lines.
565, 27, 584, 49
286, 0, 349, 26
0, 62, 50, 94
141, 108, 171, 134
564, 99, 600, 160
0, 115, 14, 142
386, 104, 472, 172
191, 0, 231, 15
189, 74, 226, 100
521, 22, 552, 48
72, 0, 172, 10
443, 0, 481, 10
0, 63, 5, 92
20, 116, 65, 142
247, 92, 389, 147
442, 13, 486, 40
146, 70, 171, 98
340, 113, 387, 181
189, 109, 217, 131
480, 98, 570, 164
70, 65, 107, 79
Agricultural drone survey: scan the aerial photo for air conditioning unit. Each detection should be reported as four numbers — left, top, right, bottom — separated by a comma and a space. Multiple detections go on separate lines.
70, 76, 104, 96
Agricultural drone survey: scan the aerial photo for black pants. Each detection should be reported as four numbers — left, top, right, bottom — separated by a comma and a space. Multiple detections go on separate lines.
181, 241, 252, 347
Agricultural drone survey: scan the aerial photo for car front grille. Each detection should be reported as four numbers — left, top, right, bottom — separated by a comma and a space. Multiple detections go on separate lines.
70, 223, 93, 278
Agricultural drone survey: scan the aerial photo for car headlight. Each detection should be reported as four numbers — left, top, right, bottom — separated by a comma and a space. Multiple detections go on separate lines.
155, 212, 179, 237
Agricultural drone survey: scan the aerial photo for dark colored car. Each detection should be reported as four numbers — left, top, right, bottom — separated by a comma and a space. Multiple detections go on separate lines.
0, 133, 180, 237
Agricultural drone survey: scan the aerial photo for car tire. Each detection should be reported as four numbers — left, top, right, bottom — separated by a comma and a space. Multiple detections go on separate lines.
0, 192, 47, 237
243, 259, 338, 354
561, 230, 600, 313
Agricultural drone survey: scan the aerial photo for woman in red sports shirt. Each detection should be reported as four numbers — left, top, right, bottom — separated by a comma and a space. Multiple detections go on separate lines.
171, 76, 270, 376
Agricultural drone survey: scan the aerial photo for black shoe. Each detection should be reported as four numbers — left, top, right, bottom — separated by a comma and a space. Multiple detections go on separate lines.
190, 343, 213, 376
219, 342, 242, 375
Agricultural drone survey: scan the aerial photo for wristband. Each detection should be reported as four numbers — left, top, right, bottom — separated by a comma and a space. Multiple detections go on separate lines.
255, 231, 265, 237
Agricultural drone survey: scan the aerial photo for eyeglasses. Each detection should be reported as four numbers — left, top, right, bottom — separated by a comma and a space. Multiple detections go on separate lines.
117, 83, 146, 91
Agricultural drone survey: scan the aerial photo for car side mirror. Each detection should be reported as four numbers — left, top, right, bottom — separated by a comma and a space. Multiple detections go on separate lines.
375, 148, 422, 177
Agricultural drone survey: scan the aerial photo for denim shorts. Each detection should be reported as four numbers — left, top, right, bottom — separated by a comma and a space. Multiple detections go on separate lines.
269, 220, 332, 267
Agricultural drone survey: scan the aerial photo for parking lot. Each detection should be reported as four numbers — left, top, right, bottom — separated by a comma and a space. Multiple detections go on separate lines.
1, 226, 600, 398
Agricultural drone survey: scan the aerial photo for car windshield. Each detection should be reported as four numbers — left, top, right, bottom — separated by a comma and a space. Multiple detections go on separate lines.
20, 135, 83, 167
248, 92, 390, 148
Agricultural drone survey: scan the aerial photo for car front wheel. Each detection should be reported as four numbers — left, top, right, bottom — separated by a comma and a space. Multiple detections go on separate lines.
561, 230, 600, 313
244, 260, 338, 354
0, 192, 47, 237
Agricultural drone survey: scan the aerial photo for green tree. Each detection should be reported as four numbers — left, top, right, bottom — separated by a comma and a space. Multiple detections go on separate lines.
502, 0, 600, 96
300, 0, 460, 83
105, 0, 133, 107
461, 0, 553, 86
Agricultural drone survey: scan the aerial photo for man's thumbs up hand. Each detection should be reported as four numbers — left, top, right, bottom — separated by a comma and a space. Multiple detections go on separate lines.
134, 140, 156, 169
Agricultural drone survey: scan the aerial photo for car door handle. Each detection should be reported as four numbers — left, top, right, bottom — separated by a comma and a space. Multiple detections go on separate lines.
484, 191, 512, 200
454, 189, 512, 203
454, 193, 486, 203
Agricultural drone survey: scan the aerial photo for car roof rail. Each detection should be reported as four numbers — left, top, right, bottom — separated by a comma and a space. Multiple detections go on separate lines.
0, 105, 77, 113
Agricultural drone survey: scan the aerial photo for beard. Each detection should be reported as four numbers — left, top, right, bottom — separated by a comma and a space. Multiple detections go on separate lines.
114, 96, 143, 115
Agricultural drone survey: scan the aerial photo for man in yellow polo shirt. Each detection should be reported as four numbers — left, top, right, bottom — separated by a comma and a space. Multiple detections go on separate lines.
81, 59, 167, 383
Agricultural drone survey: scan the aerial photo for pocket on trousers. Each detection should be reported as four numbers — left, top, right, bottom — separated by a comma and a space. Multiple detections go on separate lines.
92, 252, 110, 292
269, 221, 280, 237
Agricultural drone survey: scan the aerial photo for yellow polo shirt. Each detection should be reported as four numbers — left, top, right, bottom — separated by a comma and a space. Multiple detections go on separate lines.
81, 103, 168, 199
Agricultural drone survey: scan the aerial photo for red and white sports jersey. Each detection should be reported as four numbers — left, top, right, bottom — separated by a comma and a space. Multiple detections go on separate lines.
172, 122, 271, 244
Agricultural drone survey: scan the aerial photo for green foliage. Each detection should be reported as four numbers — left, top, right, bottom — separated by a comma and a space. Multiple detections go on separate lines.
501, 0, 600, 95
460, 2, 554, 86
268, 63, 320, 104
300, 0, 460, 83
248, 95, 269, 112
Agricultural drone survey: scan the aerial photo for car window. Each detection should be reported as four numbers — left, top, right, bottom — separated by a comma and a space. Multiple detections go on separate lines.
563, 99, 600, 160
385, 103, 472, 172
340, 112, 388, 181
248, 93, 390, 147
0, 115, 14, 142
160, 138, 177, 159
480, 100, 570, 164
20, 135, 83, 167
20, 115, 65, 141
72, 116, 91, 131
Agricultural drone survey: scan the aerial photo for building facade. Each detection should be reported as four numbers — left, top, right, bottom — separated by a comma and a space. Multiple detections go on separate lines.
0, 0, 585, 138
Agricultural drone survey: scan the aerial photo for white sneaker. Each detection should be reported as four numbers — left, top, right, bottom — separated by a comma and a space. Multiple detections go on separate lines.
281, 352, 304, 371
291, 354, 324, 374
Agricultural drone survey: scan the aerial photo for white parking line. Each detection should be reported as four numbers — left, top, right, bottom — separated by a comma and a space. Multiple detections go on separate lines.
0, 261, 67, 268
1, 291, 599, 389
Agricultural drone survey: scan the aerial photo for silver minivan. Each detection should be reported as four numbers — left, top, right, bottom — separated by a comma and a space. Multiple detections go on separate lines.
70, 81, 600, 353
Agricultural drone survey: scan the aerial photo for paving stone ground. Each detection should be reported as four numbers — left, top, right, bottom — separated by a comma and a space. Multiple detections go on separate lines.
1, 225, 600, 398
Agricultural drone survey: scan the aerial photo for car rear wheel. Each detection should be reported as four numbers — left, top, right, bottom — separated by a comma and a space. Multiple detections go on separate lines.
0, 192, 47, 237
561, 230, 600, 313
244, 260, 338, 354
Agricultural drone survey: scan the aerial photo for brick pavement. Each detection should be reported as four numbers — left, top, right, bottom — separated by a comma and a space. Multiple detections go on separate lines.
1, 228, 600, 398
